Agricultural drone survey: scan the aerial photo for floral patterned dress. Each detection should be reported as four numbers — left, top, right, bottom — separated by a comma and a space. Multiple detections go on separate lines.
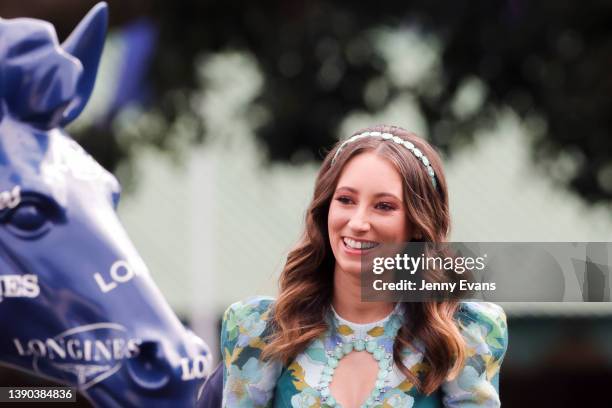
220, 297, 507, 408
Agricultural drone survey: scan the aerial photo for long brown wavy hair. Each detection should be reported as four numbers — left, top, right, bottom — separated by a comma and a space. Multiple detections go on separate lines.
262, 124, 466, 394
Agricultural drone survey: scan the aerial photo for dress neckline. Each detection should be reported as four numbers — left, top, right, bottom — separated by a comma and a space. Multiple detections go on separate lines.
328, 303, 404, 341
316, 303, 405, 407
331, 303, 401, 327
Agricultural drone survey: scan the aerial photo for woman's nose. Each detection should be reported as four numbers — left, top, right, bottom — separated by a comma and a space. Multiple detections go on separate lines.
348, 208, 371, 232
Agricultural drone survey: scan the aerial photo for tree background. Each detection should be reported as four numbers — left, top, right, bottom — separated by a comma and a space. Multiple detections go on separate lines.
2, 0, 610, 203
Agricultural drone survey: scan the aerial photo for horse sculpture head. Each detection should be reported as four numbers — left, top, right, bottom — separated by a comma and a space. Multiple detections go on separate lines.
0, 3, 212, 406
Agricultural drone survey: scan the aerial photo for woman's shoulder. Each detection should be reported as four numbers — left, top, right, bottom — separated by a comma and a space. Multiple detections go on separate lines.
438, 302, 507, 406
220, 297, 282, 407
220, 296, 276, 348
455, 301, 508, 360
456, 301, 506, 325
223, 296, 275, 321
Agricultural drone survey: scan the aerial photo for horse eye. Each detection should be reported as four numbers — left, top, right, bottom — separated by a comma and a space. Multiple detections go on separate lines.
6, 202, 50, 237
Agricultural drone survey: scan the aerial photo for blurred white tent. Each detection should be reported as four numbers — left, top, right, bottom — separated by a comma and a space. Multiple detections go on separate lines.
79, 34, 612, 354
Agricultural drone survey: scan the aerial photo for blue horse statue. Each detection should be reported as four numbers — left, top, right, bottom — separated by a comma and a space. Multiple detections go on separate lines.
0, 3, 212, 406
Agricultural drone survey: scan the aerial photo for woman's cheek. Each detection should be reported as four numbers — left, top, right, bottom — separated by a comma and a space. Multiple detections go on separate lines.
329, 205, 348, 227
372, 214, 402, 240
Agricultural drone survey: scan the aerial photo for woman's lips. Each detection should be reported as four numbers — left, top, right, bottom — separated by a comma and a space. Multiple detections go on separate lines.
341, 237, 380, 255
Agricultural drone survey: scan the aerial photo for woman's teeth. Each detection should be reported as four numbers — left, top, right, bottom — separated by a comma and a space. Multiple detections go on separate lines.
343, 237, 379, 250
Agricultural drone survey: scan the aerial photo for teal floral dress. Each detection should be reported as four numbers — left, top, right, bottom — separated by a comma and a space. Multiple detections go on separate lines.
220, 297, 507, 408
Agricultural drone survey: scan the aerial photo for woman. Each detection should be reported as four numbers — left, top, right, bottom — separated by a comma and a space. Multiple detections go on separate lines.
220, 125, 508, 407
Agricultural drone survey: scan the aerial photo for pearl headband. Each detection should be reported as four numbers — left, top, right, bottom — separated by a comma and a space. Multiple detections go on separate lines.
331, 131, 437, 188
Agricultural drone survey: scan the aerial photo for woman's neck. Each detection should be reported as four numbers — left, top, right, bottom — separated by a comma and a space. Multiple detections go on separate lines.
332, 265, 395, 324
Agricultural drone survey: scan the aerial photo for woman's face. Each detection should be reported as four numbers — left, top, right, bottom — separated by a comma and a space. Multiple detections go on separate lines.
328, 151, 411, 277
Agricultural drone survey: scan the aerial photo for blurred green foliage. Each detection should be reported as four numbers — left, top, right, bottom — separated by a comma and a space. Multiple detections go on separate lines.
2, 0, 611, 202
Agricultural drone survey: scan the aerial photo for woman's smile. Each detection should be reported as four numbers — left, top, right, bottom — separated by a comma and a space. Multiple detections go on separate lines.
341, 237, 380, 254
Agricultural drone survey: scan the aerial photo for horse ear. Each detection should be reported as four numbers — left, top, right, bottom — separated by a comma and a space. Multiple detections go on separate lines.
60, 2, 108, 125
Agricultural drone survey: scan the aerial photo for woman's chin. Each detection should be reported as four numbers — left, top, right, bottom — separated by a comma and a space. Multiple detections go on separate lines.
336, 261, 363, 277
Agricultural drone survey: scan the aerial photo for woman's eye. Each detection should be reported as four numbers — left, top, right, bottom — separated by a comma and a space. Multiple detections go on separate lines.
376, 202, 396, 211
336, 196, 353, 204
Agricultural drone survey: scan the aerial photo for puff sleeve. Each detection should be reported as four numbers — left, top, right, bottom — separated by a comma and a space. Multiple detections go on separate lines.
220, 296, 283, 408
441, 302, 509, 407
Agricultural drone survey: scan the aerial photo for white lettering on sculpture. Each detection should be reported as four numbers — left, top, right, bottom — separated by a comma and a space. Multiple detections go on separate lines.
180, 355, 211, 381
13, 337, 141, 362
13, 323, 143, 389
0, 274, 40, 302
93, 260, 138, 293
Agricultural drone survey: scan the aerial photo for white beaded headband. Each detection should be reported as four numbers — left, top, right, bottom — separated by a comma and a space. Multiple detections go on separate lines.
331, 131, 437, 188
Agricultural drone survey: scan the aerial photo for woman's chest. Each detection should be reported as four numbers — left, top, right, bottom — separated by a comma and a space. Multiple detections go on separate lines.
272, 340, 440, 408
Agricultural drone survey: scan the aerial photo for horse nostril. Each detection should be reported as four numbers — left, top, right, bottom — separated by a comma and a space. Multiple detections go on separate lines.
126, 340, 171, 390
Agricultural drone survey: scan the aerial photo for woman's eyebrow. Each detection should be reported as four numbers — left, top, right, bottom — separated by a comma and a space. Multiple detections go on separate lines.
374, 192, 403, 201
335, 186, 402, 202
335, 186, 357, 193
